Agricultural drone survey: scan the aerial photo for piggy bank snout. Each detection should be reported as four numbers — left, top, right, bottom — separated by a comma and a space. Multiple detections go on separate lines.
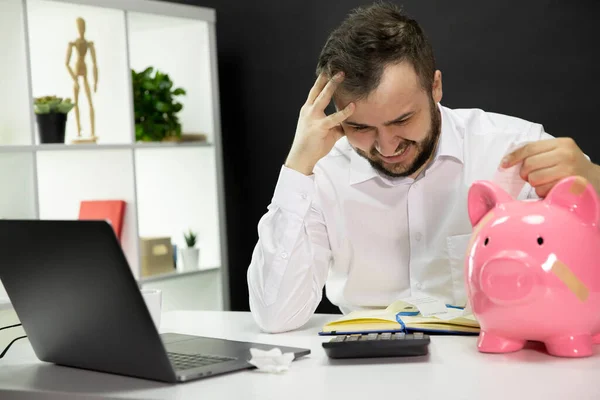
479, 253, 539, 305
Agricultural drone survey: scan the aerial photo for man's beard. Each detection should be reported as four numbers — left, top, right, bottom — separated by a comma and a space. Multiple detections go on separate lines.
355, 98, 441, 178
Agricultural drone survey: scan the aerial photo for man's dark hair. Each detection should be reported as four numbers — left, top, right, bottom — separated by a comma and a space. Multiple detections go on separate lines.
316, 1, 436, 99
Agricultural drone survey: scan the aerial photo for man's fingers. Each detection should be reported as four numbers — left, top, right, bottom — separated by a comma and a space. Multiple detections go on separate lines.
527, 165, 564, 187
519, 150, 560, 180
313, 72, 344, 111
331, 124, 345, 142
501, 139, 557, 168
306, 73, 329, 105
535, 181, 557, 198
322, 102, 355, 129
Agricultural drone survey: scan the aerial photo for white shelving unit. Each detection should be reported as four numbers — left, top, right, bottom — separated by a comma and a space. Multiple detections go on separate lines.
0, 0, 230, 311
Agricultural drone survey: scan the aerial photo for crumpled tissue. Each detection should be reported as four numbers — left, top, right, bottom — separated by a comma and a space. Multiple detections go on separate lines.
248, 348, 295, 373
492, 140, 532, 198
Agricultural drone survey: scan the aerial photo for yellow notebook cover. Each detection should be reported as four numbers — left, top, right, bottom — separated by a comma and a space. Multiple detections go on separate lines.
319, 299, 480, 336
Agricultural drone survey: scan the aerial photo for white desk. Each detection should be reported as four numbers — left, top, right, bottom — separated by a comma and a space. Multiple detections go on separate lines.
0, 311, 599, 399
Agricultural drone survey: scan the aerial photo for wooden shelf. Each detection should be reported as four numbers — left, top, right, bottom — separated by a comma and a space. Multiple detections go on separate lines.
138, 266, 220, 284
0, 0, 228, 310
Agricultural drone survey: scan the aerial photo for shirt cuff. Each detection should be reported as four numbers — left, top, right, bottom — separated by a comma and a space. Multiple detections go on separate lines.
272, 165, 316, 218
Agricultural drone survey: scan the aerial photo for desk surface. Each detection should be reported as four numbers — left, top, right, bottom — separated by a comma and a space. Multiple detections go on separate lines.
1, 310, 599, 400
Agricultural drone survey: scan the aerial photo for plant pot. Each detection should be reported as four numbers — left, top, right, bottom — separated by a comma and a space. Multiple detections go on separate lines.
180, 247, 199, 272
36, 112, 67, 144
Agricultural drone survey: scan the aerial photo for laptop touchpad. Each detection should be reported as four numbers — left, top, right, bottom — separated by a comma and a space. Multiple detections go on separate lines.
165, 336, 253, 358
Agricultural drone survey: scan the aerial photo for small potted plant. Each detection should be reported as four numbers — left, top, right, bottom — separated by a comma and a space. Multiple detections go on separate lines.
180, 229, 199, 271
33, 95, 75, 144
131, 66, 186, 142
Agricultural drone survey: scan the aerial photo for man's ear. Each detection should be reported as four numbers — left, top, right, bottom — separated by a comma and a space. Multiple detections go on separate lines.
432, 70, 443, 104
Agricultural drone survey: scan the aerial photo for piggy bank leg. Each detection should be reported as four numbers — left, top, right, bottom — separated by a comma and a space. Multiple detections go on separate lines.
477, 331, 526, 353
545, 334, 593, 357
593, 333, 600, 344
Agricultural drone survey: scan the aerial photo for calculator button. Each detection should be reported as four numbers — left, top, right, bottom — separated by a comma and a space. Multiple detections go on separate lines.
346, 335, 359, 341
413, 332, 424, 339
395, 332, 406, 339
367, 333, 378, 341
380, 333, 392, 340
332, 336, 345, 342
405, 334, 414, 339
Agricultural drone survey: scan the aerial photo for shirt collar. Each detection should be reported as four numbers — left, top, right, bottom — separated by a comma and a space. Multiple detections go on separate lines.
436, 103, 464, 164
348, 102, 464, 186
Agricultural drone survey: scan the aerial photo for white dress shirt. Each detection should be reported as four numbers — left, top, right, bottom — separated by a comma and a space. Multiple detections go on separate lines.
247, 103, 553, 333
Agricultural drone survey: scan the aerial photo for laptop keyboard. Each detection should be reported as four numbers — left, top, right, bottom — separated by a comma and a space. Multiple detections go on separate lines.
167, 352, 236, 371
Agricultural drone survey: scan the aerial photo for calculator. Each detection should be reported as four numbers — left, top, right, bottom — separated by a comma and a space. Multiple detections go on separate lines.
322, 332, 430, 359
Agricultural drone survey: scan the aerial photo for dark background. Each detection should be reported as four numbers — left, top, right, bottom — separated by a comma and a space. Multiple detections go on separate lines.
162, 0, 599, 313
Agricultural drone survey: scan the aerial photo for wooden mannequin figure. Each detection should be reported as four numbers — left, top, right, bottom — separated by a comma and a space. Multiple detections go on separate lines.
65, 17, 98, 143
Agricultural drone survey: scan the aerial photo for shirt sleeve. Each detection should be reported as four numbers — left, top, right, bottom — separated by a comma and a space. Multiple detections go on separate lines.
247, 165, 332, 333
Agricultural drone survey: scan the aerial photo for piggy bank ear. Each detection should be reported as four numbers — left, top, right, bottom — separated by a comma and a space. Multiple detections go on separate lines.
545, 176, 599, 226
468, 180, 513, 226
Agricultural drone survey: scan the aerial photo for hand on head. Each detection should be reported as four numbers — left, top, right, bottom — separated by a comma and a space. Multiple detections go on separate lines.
285, 72, 355, 176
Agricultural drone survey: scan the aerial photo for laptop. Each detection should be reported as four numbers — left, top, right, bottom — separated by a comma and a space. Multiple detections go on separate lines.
0, 219, 310, 383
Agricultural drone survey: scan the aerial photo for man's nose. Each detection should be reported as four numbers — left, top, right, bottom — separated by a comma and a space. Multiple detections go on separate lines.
375, 129, 401, 156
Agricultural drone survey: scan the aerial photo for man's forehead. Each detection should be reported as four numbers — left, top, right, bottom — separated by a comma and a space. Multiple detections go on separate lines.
377, 62, 422, 98
334, 62, 423, 110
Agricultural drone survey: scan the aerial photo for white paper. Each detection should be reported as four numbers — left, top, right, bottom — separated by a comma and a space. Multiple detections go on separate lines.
493, 140, 532, 198
401, 295, 448, 317
248, 348, 294, 373
434, 307, 465, 321
461, 299, 473, 316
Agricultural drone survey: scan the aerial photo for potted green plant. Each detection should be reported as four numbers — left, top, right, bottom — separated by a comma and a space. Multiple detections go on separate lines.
33, 95, 75, 144
180, 229, 199, 271
131, 66, 186, 142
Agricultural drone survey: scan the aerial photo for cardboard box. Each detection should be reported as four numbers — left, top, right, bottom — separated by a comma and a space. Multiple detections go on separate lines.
140, 237, 174, 277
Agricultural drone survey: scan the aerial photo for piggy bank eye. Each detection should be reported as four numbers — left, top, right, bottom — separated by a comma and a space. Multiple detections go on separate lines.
537, 236, 544, 245
484, 237, 489, 246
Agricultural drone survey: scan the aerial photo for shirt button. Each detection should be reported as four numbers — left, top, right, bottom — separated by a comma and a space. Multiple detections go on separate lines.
300, 193, 307, 200
415, 232, 422, 241
280, 252, 288, 259
416, 283, 422, 290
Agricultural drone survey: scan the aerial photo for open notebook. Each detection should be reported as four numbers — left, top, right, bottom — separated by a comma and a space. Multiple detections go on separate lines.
319, 299, 480, 336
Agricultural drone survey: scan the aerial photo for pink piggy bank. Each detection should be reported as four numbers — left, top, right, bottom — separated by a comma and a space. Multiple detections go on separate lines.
465, 175, 600, 357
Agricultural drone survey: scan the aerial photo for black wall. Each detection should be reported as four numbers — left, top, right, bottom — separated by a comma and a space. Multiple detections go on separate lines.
163, 0, 599, 312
